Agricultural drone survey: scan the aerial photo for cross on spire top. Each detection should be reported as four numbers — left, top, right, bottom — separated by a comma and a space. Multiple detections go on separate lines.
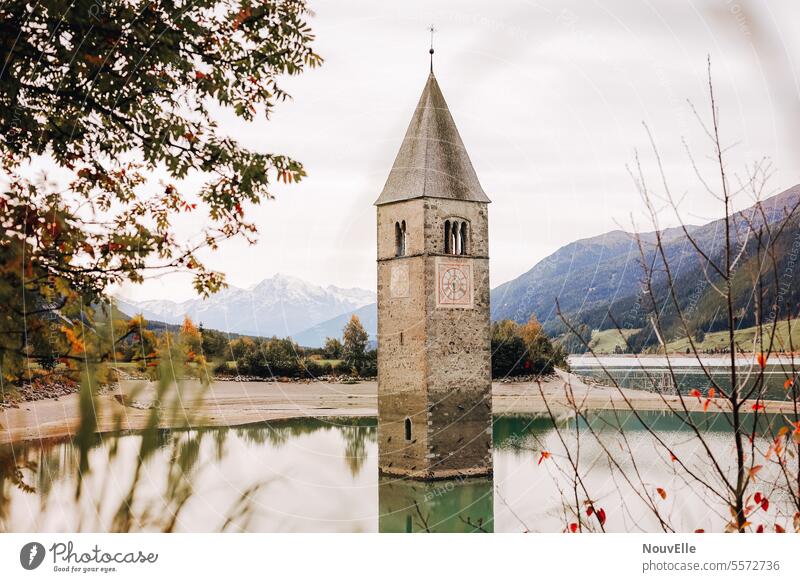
428, 25, 436, 72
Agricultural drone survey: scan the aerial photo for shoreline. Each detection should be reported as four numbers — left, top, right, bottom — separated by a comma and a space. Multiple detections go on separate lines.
2, 370, 796, 447
570, 353, 800, 366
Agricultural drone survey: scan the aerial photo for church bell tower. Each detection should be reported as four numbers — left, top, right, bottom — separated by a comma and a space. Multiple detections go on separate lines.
375, 69, 492, 480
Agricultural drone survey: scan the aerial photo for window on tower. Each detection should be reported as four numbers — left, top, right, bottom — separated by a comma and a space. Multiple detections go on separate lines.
444, 219, 469, 255
395, 220, 407, 256
404, 417, 412, 441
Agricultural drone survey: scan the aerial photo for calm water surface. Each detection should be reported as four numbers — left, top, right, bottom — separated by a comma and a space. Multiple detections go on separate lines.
2, 410, 793, 533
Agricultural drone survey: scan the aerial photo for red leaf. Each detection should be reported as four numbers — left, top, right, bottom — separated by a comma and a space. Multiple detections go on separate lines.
694, 529, 705, 533
586, 506, 594, 517
232, 6, 253, 30
669, 453, 677, 462
195, 71, 206, 80
538, 451, 551, 465
569, 523, 578, 533
596, 508, 607, 526
757, 352, 767, 369
689, 389, 701, 398
775, 524, 785, 533
656, 487, 667, 500
754, 492, 762, 504
751, 403, 765, 411
761, 498, 769, 511
756, 524, 764, 533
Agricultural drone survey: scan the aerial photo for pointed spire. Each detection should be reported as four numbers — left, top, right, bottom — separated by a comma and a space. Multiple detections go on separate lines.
375, 72, 490, 206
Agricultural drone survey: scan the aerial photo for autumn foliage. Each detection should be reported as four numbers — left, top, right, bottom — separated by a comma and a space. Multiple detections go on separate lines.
0, 0, 321, 385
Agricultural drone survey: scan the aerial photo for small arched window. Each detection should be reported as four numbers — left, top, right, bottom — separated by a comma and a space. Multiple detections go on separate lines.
443, 218, 469, 255
404, 417, 412, 441
395, 220, 406, 256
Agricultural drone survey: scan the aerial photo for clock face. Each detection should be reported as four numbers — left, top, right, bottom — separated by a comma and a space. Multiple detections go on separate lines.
436, 260, 473, 308
441, 268, 468, 301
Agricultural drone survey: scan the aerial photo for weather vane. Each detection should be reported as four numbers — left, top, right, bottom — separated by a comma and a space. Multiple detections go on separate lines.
429, 25, 436, 72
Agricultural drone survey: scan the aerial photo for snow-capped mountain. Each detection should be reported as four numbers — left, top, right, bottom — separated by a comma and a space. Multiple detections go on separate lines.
116, 274, 376, 340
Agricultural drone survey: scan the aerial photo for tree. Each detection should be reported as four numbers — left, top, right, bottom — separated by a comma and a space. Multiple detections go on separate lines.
323, 337, 343, 360
520, 314, 567, 373
545, 60, 800, 533
199, 325, 229, 361
694, 327, 706, 344
0, 1, 321, 383
342, 315, 369, 374
491, 317, 566, 378
490, 320, 527, 378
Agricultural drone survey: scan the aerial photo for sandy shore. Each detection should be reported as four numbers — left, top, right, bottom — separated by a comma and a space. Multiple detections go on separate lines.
1, 370, 795, 446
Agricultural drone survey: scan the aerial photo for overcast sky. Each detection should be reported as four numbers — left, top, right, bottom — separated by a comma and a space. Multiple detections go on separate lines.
118, 0, 800, 302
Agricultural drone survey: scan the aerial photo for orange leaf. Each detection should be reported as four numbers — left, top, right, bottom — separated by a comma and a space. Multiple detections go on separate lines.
538, 451, 551, 465
656, 487, 667, 500
775, 524, 785, 533
757, 352, 767, 369
703, 399, 710, 412
669, 453, 677, 462
749, 465, 763, 478
785, 378, 794, 390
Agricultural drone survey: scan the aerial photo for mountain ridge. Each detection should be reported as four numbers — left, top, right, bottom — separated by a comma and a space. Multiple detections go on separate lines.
117, 273, 376, 341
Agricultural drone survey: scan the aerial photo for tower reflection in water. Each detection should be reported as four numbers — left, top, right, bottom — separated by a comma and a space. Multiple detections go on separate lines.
378, 475, 493, 533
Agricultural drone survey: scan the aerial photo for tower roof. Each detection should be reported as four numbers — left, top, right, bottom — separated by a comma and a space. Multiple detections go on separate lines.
375, 72, 490, 206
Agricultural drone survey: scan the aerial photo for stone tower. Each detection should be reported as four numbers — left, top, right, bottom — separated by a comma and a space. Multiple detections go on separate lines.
375, 71, 492, 480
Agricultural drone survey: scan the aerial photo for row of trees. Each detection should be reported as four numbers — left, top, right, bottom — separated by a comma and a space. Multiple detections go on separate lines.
114, 312, 566, 382
214, 315, 376, 379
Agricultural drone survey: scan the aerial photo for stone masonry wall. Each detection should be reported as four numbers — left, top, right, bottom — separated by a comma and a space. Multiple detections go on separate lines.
377, 198, 492, 479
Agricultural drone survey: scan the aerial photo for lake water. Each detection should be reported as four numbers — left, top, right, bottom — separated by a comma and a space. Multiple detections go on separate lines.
1, 413, 793, 533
